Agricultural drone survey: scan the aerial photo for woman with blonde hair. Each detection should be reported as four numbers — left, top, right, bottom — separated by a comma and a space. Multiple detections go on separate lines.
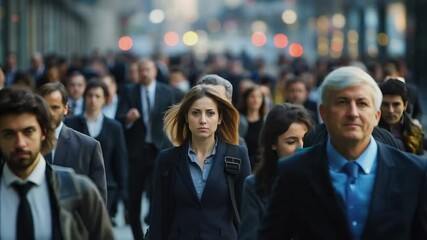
149, 85, 251, 240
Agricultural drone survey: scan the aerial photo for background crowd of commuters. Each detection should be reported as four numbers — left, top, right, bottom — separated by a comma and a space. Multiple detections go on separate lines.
0, 49, 426, 239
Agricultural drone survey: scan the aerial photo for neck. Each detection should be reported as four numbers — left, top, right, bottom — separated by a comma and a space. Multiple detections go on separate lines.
331, 138, 370, 160
246, 109, 260, 121
191, 136, 216, 156
85, 110, 101, 121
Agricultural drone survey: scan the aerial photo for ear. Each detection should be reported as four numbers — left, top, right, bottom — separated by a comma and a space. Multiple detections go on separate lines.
374, 109, 381, 125
64, 103, 69, 115
404, 101, 408, 111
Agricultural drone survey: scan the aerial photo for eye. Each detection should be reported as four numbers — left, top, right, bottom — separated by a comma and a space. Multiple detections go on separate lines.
206, 111, 215, 117
24, 128, 35, 136
192, 110, 200, 116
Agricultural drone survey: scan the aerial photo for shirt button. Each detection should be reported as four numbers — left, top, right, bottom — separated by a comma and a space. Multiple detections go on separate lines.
204, 160, 208, 164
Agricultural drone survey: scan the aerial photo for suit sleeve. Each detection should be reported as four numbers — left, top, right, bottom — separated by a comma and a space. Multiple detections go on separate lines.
89, 140, 108, 204
257, 168, 296, 240
76, 175, 115, 240
238, 177, 261, 240
112, 122, 128, 199
149, 150, 169, 240
412, 161, 427, 238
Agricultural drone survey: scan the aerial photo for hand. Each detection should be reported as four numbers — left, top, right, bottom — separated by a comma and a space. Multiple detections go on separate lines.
126, 108, 140, 124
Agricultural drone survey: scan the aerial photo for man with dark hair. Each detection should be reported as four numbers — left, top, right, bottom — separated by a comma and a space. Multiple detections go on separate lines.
284, 77, 319, 124
0, 86, 114, 239
38, 82, 107, 203
378, 79, 424, 155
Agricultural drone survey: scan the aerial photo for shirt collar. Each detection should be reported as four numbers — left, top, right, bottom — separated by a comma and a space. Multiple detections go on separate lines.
327, 135, 378, 174
140, 80, 156, 92
84, 112, 104, 123
188, 137, 218, 163
55, 121, 64, 140
3, 154, 46, 186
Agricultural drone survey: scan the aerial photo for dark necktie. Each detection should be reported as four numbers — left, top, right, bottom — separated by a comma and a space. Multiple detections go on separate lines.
343, 161, 359, 231
145, 89, 152, 123
12, 182, 35, 240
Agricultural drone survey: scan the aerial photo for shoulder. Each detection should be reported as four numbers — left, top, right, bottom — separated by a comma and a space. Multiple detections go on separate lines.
378, 142, 427, 169
278, 143, 325, 173
103, 117, 122, 130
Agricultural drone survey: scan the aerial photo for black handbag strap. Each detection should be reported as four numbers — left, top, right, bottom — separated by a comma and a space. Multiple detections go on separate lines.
224, 145, 242, 227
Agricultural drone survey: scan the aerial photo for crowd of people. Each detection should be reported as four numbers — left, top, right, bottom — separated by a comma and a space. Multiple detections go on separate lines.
0, 50, 426, 240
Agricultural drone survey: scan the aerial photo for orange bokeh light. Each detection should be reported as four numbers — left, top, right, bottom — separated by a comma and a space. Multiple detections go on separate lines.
251, 32, 267, 47
289, 43, 304, 57
274, 34, 288, 48
164, 31, 180, 46
118, 36, 133, 51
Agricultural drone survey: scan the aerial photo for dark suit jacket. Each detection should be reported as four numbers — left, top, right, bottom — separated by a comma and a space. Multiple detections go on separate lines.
150, 139, 252, 240
64, 115, 128, 195
117, 82, 176, 161
50, 124, 107, 203
258, 141, 427, 240
303, 123, 405, 151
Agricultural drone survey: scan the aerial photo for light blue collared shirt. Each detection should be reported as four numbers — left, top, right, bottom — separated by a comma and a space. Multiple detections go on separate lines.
188, 140, 217, 200
0, 156, 52, 240
328, 136, 378, 240
102, 95, 119, 119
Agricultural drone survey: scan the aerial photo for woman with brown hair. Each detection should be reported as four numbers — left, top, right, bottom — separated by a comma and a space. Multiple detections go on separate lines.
149, 85, 251, 240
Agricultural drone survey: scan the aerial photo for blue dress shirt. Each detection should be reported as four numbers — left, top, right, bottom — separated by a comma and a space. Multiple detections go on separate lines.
327, 136, 378, 240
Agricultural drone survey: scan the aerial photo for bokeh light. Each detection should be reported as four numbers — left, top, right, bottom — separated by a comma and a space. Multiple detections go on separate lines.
281, 10, 297, 24
251, 20, 267, 33
377, 33, 389, 46
149, 9, 165, 24
274, 34, 288, 48
251, 32, 267, 47
183, 31, 198, 46
118, 36, 133, 51
164, 31, 179, 47
289, 43, 303, 57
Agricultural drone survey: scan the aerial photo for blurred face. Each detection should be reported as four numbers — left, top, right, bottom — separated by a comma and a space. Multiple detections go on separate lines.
187, 96, 222, 141
128, 63, 139, 84
43, 90, 68, 128
0, 68, 5, 87
85, 87, 106, 113
246, 89, 264, 111
273, 123, 308, 158
67, 75, 86, 100
320, 84, 381, 148
204, 85, 229, 102
380, 95, 407, 126
0, 113, 44, 179
138, 60, 157, 86
287, 81, 307, 105
102, 76, 117, 103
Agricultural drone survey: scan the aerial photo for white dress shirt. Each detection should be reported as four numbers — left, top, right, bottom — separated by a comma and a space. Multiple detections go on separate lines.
102, 95, 119, 119
0, 156, 52, 240
85, 113, 104, 138
140, 81, 156, 143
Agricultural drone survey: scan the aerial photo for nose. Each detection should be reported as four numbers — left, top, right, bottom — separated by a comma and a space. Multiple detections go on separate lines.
15, 132, 26, 148
297, 139, 304, 149
200, 113, 207, 124
347, 101, 359, 118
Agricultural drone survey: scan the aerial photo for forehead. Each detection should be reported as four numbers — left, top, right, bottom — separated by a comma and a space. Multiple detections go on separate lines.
44, 90, 64, 104
0, 113, 40, 130
328, 84, 375, 100
139, 61, 155, 69
382, 95, 404, 103
70, 75, 85, 84
190, 96, 218, 109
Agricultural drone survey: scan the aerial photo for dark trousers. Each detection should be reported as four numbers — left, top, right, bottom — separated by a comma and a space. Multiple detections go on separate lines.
128, 144, 158, 240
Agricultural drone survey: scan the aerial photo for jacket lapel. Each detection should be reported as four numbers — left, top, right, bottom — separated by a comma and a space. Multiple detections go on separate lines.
176, 142, 200, 203
54, 125, 71, 164
307, 142, 349, 235
201, 139, 227, 203
362, 143, 396, 239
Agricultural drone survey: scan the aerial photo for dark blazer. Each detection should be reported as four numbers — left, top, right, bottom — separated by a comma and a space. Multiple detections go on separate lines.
51, 124, 107, 203
303, 123, 405, 151
238, 175, 269, 240
64, 115, 128, 193
117, 82, 176, 160
258, 141, 427, 240
150, 139, 252, 240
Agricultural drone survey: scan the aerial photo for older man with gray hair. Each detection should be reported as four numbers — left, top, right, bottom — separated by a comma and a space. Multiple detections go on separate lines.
258, 66, 427, 240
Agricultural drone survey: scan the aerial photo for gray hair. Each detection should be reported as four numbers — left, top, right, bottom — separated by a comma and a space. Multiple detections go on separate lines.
319, 66, 383, 110
196, 74, 233, 100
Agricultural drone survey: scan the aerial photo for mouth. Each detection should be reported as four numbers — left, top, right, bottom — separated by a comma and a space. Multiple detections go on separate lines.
197, 128, 209, 132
